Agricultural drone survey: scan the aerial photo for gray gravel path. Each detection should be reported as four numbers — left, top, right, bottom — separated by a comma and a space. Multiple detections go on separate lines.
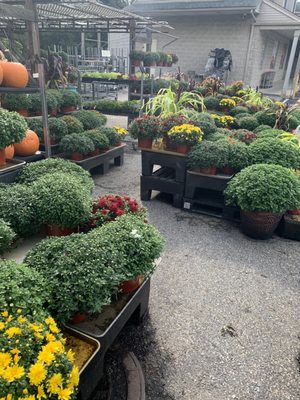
93, 145, 300, 400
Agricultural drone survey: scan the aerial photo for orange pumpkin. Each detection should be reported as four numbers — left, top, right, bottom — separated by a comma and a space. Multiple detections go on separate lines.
4, 145, 14, 159
1, 61, 29, 88
14, 130, 39, 156
0, 64, 3, 86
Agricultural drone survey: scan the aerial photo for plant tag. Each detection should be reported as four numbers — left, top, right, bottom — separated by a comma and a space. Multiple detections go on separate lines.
33, 73, 39, 78
183, 202, 191, 209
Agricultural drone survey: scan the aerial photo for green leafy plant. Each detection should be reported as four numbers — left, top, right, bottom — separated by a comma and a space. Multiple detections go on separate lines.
26, 117, 43, 138
242, 88, 274, 109
129, 115, 161, 139
0, 219, 16, 255
32, 172, 92, 228
28, 93, 42, 114
225, 164, 300, 213
0, 259, 48, 314
192, 120, 217, 136
254, 110, 276, 127
205, 132, 230, 142
61, 90, 81, 108
99, 127, 120, 145
46, 90, 59, 113
230, 106, 250, 117
229, 129, 257, 144
237, 115, 259, 131
145, 87, 205, 117
187, 141, 228, 169
2, 93, 31, 111
84, 99, 139, 115
255, 128, 286, 139
227, 142, 249, 171
248, 137, 300, 169
129, 50, 145, 61
47, 89, 64, 109
0, 184, 40, 237
71, 110, 105, 130
17, 158, 94, 192
61, 115, 84, 134
185, 111, 214, 125
59, 133, 95, 156
0, 109, 27, 149
84, 129, 109, 150
253, 125, 272, 134
143, 52, 160, 65
48, 117, 68, 141
203, 96, 219, 110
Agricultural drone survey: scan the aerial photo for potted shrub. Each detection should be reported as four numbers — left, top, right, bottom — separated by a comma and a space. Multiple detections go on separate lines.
47, 89, 63, 113
88, 194, 146, 229
84, 130, 109, 156
228, 129, 257, 144
225, 141, 249, 174
61, 90, 81, 113
59, 133, 95, 161
28, 92, 42, 116
203, 96, 220, 111
219, 98, 236, 113
237, 115, 259, 131
71, 110, 105, 130
167, 123, 204, 154
0, 307, 79, 398
46, 90, 59, 116
157, 52, 167, 66
225, 164, 300, 239
230, 105, 250, 117
0, 259, 48, 313
113, 126, 127, 145
24, 232, 125, 324
17, 158, 94, 192
98, 126, 119, 146
61, 115, 84, 134
211, 114, 236, 129
27, 117, 43, 139
129, 50, 144, 67
32, 171, 92, 235
170, 53, 179, 65
254, 110, 276, 127
48, 117, 68, 144
0, 109, 27, 166
187, 140, 228, 175
0, 219, 16, 255
143, 52, 160, 67
159, 114, 188, 151
2, 93, 31, 116
129, 115, 161, 148
248, 137, 300, 169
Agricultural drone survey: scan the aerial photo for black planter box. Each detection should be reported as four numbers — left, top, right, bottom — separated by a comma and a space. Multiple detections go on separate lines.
39, 143, 61, 155
56, 144, 125, 174
141, 148, 187, 182
66, 278, 151, 399
14, 152, 45, 163
141, 168, 185, 208
0, 159, 26, 184
184, 170, 232, 198
277, 215, 300, 241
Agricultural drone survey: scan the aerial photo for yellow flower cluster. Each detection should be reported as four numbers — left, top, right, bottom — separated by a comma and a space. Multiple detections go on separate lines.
211, 114, 236, 127
275, 101, 285, 109
114, 126, 127, 137
0, 311, 79, 400
167, 124, 204, 145
219, 98, 236, 108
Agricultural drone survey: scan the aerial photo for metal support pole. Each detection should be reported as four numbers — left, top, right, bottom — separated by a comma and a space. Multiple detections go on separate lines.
282, 30, 300, 96
81, 31, 85, 60
37, 63, 51, 158
140, 65, 144, 116
97, 31, 101, 59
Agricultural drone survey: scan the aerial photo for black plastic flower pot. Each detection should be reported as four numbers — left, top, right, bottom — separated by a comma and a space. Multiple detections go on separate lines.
241, 210, 282, 240
277, 215, 300, 241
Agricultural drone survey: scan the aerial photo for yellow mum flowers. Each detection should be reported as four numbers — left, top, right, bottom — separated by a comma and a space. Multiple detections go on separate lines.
167, 124, 204, 145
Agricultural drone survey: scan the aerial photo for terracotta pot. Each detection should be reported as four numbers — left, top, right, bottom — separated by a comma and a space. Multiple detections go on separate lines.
17, 108, 29, 117
35, 111, 42, 117
132, 60, 141, 67
221, 166, 235, 175
176, 143, 190, 154
69, 312, 88, 325
0, 148, 6, 167
157, 61, 163, 66
62, 105, 76, 113
50, 109, 58, 117
191, 167, 202, 173
287, 209, 300, 215
144, 62, 156, 67
199, 166, 217, 175
221, 107, 230, 114
163, 137, 177, 152
167, 62, 172, 67
114, 141, 122, 147
4, 145, 14, 159
70, 152, 85, 161
119, 275, 144, 294
45, 224, 79, 237
89, 148, 100, 157
241, 210, 282, 240
138, 137, 153, 149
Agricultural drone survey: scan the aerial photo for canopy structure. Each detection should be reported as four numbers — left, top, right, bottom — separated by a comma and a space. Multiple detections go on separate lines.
0, 0, 171, 33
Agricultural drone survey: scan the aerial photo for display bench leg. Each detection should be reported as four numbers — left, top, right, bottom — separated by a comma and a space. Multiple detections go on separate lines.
140, 177, 152, 201
173, 194, 183, 208
114, 154, 124, 166
130, 280, 150, 325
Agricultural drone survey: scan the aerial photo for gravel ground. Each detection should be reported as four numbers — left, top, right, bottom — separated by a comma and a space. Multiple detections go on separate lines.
93, 144, 300, 400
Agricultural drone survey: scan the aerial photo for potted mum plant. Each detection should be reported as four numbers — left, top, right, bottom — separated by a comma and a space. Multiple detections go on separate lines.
219, 98, 236, 113
59, 133, 95, 160
143, 52, 160, 67
167, 123, 204, 154
170, 53, 179, 65
84, 130, 109, 156
47, 117, 69, 144
166, 54, 173, 67
71, 110, 105, 130
61, 115, 84, 134
0, 309, 80, 399
224, 163, 300, 239
0, 219, 16, 255
0, 109, 27, 166
32, 171, 92, 236
2, 93, 31, 116
113, 126, 127, 145
129, 50, 145, 67
159, 114, 188, 151
61, 90, 81, 113
28, 92, 42, 116
187, 140, 228, 174
129, 115, 161, 148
